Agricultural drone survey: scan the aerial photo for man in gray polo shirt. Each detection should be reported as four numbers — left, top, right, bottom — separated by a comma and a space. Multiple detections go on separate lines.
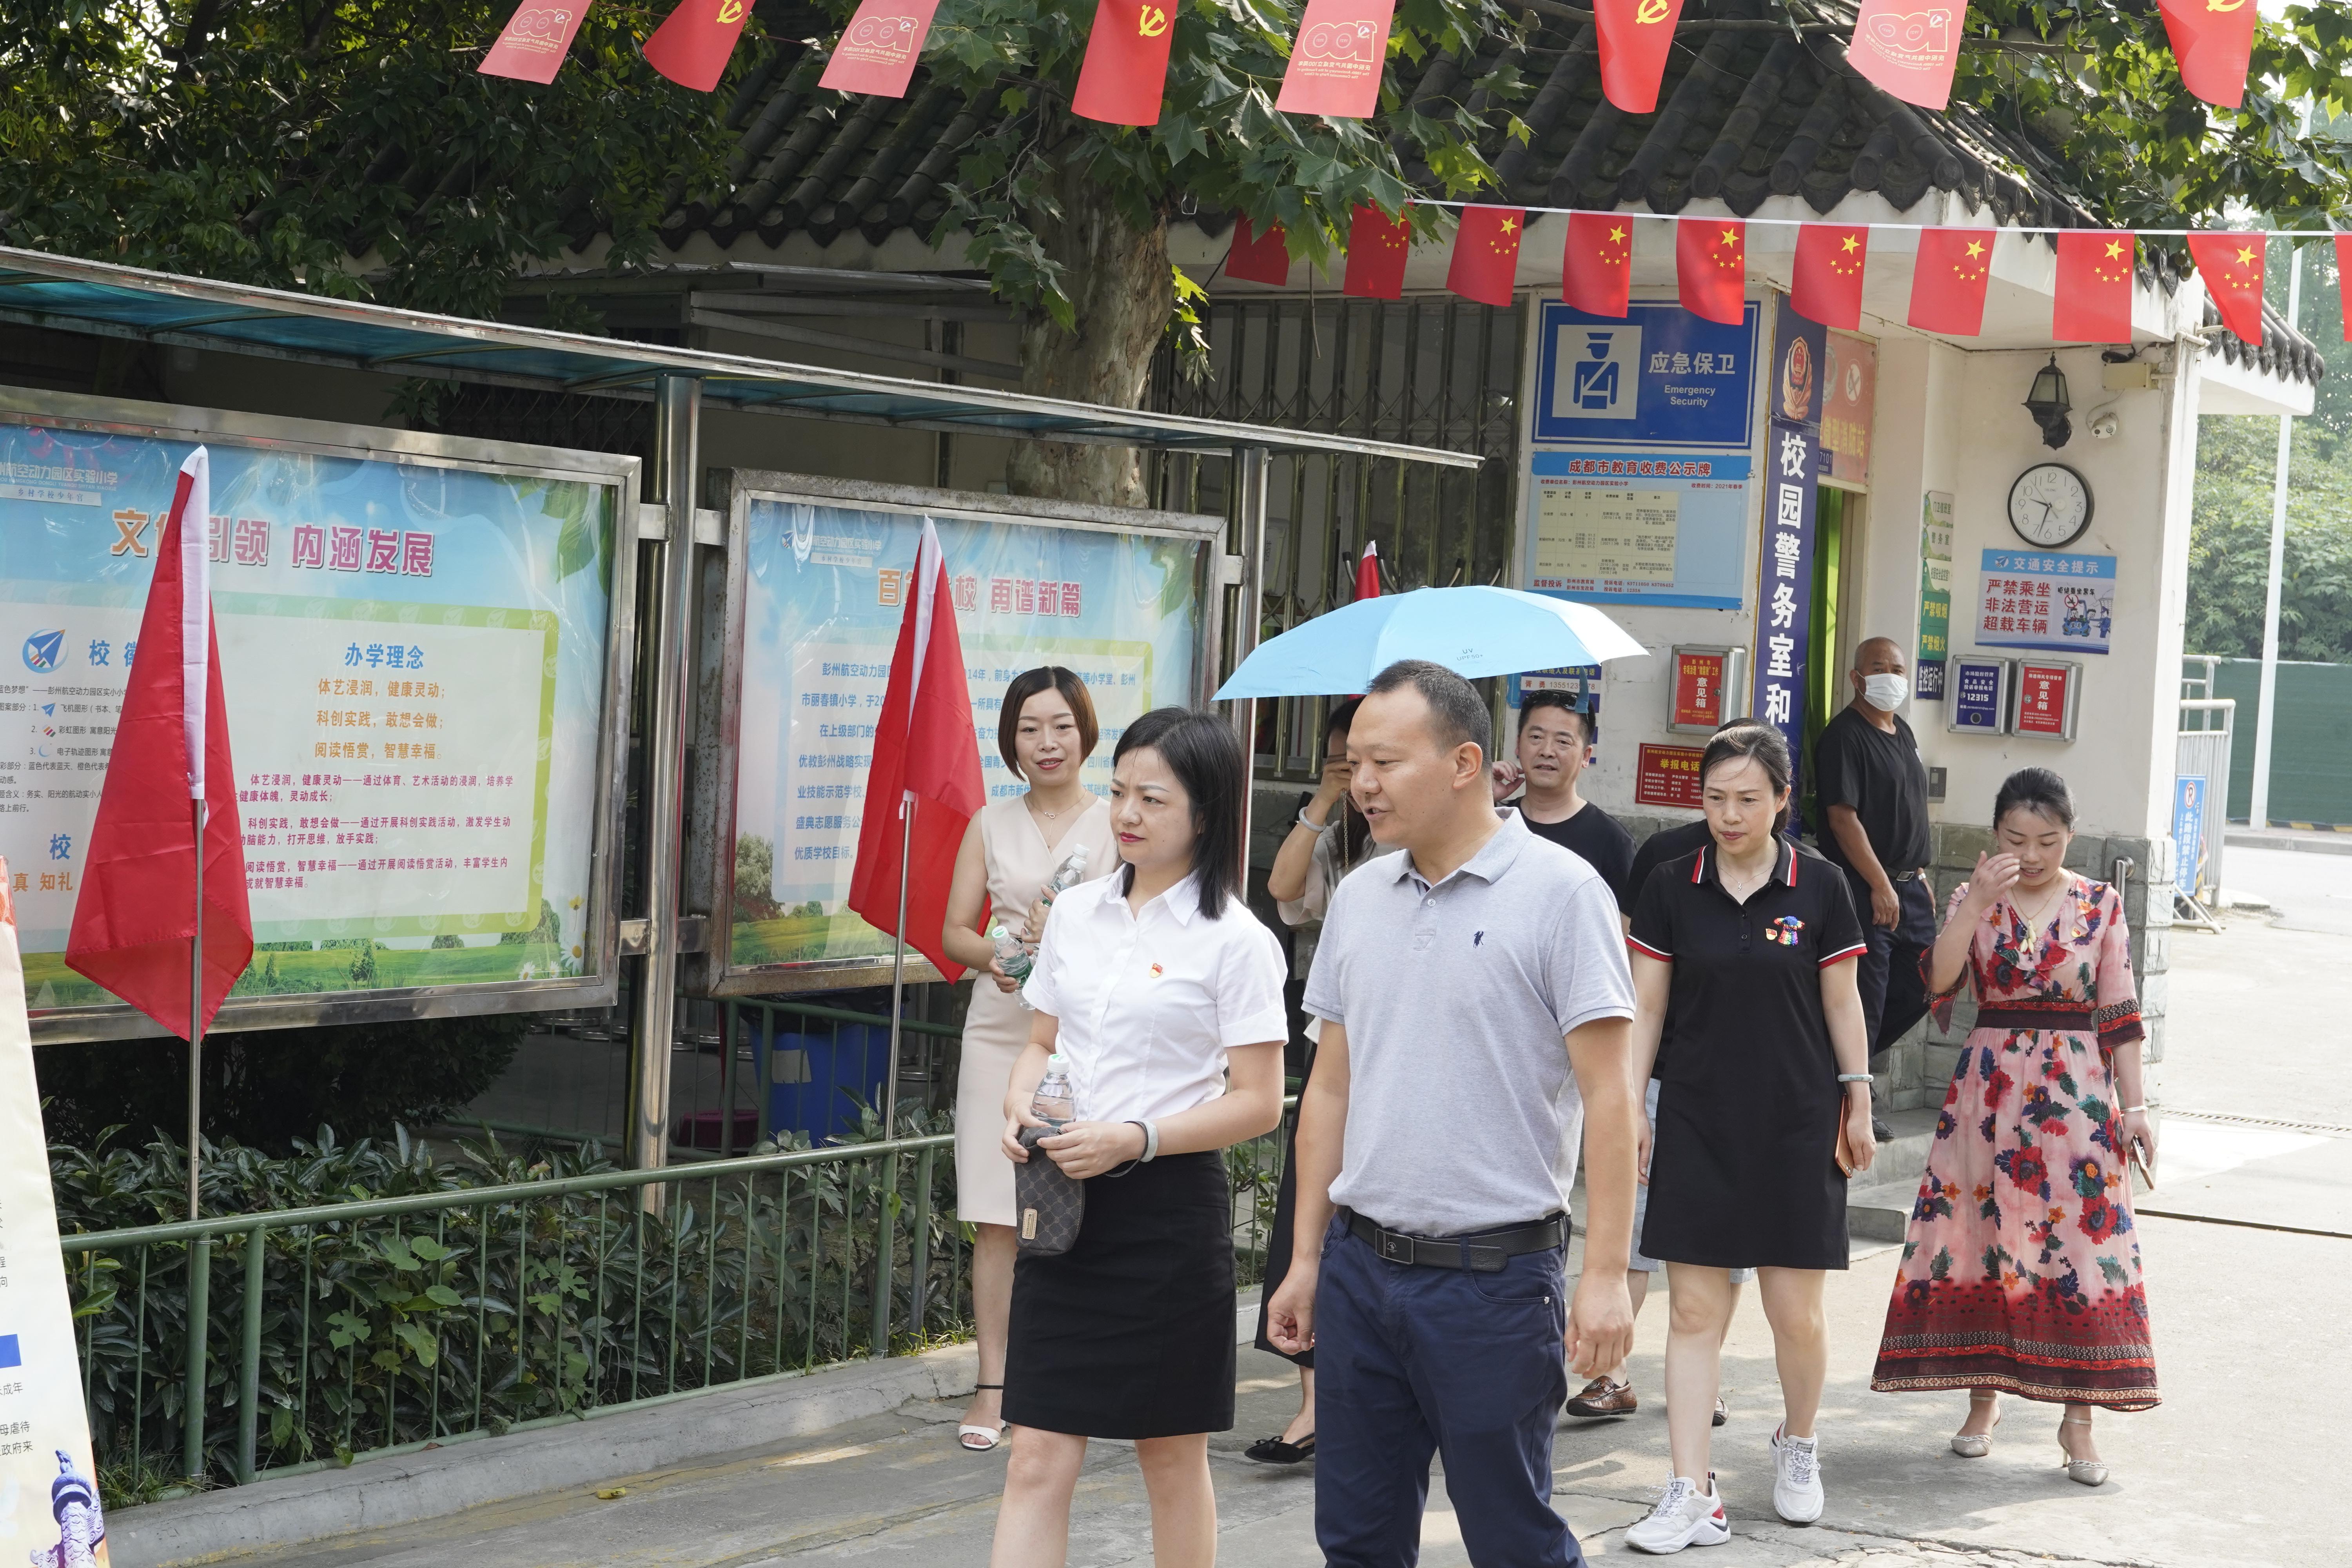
1267, 659, 1640, 1568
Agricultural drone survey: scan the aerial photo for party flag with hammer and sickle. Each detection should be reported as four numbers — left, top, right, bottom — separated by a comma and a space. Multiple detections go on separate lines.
1676, 217, 1745, 326
2186, 232, 2266, 345
1595, 0, 1684, 113
641, 0, 752, 91
1073, 0, 1180, 125
2155, 0, 2257, 109
2053, 231, 2137, 344
1562, 212, 1633, 319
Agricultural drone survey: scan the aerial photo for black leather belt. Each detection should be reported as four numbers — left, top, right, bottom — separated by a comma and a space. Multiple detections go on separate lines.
1343, 1208, 1567, 1272
1893, 867, 1927, 882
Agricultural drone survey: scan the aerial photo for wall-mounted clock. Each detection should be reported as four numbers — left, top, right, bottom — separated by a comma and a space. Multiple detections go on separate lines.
2007, 463, 2092, 549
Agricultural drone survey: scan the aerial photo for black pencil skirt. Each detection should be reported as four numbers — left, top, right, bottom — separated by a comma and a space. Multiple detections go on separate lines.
1002, 1150, 1236, 1439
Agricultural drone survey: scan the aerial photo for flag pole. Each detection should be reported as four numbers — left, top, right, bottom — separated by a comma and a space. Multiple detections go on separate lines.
187, 797, 204, 1221
883, 790, 912, 1135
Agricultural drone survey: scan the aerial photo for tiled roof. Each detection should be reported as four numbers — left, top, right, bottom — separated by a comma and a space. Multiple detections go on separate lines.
554, 0, 2322, 384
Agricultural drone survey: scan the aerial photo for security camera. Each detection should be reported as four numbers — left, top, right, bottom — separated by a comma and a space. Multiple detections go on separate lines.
2089, 410, 2120, 440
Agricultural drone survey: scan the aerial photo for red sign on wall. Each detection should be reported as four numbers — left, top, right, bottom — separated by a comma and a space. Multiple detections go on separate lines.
2013, 660, 2078, 739
1672, 650, 1729, 730
1635, 743, 1707, 809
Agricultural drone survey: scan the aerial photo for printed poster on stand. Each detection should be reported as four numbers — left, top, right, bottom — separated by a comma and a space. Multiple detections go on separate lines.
0, 867, 111, 1565
1974, 549, 2116, 655
0, 392, 636, 1040
700, 475, 1215, 995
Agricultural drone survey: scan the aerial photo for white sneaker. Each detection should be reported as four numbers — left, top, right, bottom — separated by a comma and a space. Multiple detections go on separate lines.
1624, 1474, 1730, 1554
1771, 1425, 1824, 1524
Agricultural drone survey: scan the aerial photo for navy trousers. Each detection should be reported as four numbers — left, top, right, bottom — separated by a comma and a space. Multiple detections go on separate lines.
1314, 1217, 1580, 1568
1849, 872, 1938, 1060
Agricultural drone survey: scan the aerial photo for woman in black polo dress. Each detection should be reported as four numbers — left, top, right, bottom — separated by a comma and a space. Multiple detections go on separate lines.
1620, 724, 1876, 1555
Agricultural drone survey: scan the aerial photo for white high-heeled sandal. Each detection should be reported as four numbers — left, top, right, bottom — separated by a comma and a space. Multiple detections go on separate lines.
958, 1383, 1007, 1452
1950, 1392, 2001, 1458
2058, 1413, 2107, 1486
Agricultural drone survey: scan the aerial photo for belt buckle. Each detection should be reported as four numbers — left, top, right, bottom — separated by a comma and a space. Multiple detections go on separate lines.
1377, 1230, 1412, 1264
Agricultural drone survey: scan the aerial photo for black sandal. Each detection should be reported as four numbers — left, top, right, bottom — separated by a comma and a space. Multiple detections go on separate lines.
1243, 1433, 1316, 1465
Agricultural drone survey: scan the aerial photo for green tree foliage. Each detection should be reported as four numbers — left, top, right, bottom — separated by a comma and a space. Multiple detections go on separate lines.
2187, 415, 2352, 662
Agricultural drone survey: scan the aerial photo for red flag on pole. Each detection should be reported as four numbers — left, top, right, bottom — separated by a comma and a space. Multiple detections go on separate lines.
1446, 206, 1525, 308
1225, 216, 1292, 285
1676, 218, 1746, 325
641, 0, 751, 92
819, 0, 943, 96
1354, 540, 1382, 602
1562, 212, 1633, 318
847, 521, 986, 981
66, 448, 252, 1039
1072, 0, 1179, 125
1595, 0, 1684, 113
2053, 231, 2136, 343
2155, 0, 2256, 109
2187, 232, 2265, 345
480, 0, 595, 83
1791, 223, 1869, 328
1846, 0, 1962, 109
1906, 228, 1994, 335
1276, 0, 1396, 118
1343, 205, 1412, 299
2339, 236, 2352, 342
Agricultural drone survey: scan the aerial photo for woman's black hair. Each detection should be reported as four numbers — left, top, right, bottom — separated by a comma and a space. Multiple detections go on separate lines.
1994, 767, 2075, 831
997, 666, 1099, 777
1322, 697, 1371, 870
1114, 706, 1246, 920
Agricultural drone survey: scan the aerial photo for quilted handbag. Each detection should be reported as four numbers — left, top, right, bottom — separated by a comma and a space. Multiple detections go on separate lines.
1014, 1125, 1085, 1257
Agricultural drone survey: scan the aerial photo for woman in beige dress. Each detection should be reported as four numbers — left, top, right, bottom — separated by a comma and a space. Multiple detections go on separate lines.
941, 666, 1117, 1452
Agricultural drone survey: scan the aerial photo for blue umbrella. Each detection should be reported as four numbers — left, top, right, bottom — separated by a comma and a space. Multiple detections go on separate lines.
1213, 585, 1647, 699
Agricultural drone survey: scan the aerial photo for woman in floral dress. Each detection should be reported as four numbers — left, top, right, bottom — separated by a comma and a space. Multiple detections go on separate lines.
1870, 768, 2158, 1486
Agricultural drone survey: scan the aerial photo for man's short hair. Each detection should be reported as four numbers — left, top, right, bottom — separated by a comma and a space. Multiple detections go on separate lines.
1367, 659, 1492, 762
1518, 688, 1595, 744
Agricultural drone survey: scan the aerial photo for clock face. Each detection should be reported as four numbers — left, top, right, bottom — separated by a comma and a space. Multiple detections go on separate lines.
2008, 463, 2092, 548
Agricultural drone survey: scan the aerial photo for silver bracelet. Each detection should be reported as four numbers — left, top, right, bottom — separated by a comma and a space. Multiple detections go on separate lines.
2121, 1103, 2147, 1115
1128, 1119, 1160, 1161
1297, 808, 1336, 834
1836, 1073, 1874, 1083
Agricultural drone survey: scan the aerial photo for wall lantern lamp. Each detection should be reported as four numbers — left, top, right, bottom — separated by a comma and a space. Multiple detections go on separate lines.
2024, 354, 2073, 448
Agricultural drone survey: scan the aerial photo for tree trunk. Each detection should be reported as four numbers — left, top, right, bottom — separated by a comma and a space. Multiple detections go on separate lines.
1006, 147, 1171, 509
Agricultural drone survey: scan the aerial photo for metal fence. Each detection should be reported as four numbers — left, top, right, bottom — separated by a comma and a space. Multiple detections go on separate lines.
59, 1115, 1289, 1499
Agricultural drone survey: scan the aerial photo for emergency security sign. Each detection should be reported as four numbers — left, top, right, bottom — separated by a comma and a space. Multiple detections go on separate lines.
1533, 302, 1760, 448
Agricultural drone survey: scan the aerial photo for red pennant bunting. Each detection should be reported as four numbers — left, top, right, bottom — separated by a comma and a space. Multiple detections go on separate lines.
1446, 206, 1526, 308
819, 0, 943, 97
480, 0, 595, 84
1676, 218, 1745, 325
2156, 0, 2256, 109
2053, 231, 2135, 343
1073, 0, 1179, 125
1791, 223, 1868, 328
1595, 0, 1685, 114
1907, 228, 1993, 335
1225, 216, 1292, 285
1562, 213, 1633, 318
1846, 0, 1962, 110
1276, 0, 1396, 118
1343, 205, 1412, 299
2187, 232, 2265, 345
2339, 236, 2352, 342
641, 0, 751, 92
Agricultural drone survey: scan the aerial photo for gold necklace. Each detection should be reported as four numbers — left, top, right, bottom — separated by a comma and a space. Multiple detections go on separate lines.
2009, 876, 2069, 932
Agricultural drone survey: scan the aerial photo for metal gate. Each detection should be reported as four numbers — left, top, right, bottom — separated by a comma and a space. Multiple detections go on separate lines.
2176, 698, 2234, 905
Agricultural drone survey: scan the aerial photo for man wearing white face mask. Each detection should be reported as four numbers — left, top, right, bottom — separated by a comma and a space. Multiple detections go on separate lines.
1813, 638, 1933, 1143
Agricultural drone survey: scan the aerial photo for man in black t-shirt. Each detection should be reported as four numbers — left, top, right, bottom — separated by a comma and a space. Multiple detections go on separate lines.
1812, 637, 1935, 1136
1511, 690, 1635, 910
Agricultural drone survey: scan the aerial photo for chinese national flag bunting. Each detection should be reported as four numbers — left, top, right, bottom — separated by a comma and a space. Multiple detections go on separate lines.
1562, 212, 1633, 318
66, 448, 252, 1040
2156, 0, 2256, 109
819, 0, 943, 96
1343, 205, 1412, 299
641, 0, 752, 91
2339, 236, 2352, 342
1446, 206, 1525, 308
1791, 223, 1868, 328
480, 0, 595, 83
2187, 232, 2265, 345
1225, 216, 1292, 285
1676, 218, 1745, 325
1906, 227, 1994, 335
1595, 0, 1684, 113
1846, 0, 1962, 109
1276, 0, 1396, 118
1073, 0, 1179, 125
2053, 231, 2136, 343
847, 521, 987, 982
1354, 539, 1381, 602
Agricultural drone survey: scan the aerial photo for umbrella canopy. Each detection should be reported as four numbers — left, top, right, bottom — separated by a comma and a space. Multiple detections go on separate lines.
1214, 586, 1648, 699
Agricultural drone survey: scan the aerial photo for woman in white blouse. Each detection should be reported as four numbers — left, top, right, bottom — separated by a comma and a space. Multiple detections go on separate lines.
988, 707, 1289, 1568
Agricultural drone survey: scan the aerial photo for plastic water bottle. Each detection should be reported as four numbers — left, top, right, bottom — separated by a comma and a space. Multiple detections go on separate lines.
1030, 1054, 1078, 1129
990, 922, 1034, 985
1041, 843, 1092, 900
